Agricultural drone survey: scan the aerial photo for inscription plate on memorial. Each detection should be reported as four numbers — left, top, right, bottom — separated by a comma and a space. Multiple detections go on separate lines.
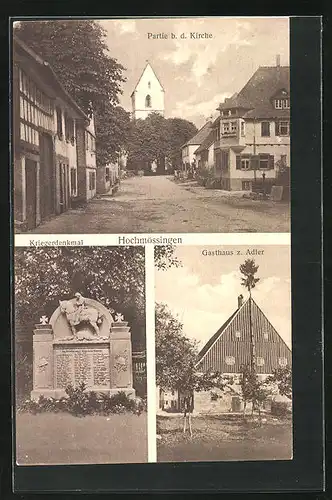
55, 345, 110, 389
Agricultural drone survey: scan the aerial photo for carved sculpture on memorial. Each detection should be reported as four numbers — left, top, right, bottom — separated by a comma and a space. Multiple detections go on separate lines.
59, 292, 105, 339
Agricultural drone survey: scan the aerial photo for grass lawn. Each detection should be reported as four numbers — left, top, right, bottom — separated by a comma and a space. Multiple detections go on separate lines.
16, 411, 147, 465
157, 414, 292, 462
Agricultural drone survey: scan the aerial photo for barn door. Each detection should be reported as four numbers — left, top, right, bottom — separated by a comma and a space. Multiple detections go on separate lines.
25, 159, 37, 230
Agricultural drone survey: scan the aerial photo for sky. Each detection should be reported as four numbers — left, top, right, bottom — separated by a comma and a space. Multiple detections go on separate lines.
100, 17, 290, 128
155, 245, 292, 350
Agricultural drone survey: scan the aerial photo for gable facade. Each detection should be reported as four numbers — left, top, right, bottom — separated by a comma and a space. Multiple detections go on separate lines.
131, 62, 165, 120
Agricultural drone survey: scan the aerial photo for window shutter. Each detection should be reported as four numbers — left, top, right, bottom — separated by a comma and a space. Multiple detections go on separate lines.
250, 155, 259, 170
269, 155, 275, 170
275, 121, 279, 136
236, 155, 241, 170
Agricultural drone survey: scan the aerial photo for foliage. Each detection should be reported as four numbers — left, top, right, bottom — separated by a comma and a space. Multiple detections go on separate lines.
17, 385, 145, 417
15, 246, 145, 349
271, 401, 291, 417
265, 367, 292, 399
94, 104, 131, 166
154, 245, 182, 271
155, 303, 231, 395
14, 20, 128, 166
239, 365, 271, 415
239, 259, 260, 293
127, 114, 198, 171
166, 118, 198, 168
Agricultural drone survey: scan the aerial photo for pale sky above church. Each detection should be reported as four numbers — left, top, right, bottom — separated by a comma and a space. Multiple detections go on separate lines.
100, 17, 290, 128
155, 245, 292, 350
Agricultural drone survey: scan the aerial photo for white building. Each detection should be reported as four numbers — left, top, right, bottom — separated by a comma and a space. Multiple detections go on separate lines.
131, 61, 165, 120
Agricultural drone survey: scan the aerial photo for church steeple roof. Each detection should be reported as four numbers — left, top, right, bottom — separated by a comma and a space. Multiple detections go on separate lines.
130, 61, 165, 97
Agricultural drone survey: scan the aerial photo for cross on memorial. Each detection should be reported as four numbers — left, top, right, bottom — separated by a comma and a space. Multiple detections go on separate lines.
115, 313, 124, 322
39, 315, 49, 325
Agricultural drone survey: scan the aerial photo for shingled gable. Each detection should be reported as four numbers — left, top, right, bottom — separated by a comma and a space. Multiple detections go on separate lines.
217, 66, 290, 120
182, 121, 212, 148
196, 296, 291, 374
130, 61, 165, 97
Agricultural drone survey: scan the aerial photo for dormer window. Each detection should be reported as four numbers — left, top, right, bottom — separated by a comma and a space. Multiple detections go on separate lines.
145, 95, 151, 108
274, 98, 290, 109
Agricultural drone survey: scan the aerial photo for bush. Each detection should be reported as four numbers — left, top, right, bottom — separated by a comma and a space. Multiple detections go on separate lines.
17, 385, 145, 417
271, 400, 291, 417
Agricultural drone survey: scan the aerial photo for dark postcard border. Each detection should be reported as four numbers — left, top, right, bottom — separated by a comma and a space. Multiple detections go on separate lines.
10, 16, 323, 493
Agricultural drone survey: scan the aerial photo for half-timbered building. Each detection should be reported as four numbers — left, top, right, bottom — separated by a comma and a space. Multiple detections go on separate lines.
13, 36, 96, 230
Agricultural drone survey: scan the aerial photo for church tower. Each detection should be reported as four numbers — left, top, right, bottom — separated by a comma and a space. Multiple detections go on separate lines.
131, 61, 165, 120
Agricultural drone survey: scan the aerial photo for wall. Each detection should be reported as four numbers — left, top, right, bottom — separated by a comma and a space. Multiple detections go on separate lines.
182, 144, 198, 168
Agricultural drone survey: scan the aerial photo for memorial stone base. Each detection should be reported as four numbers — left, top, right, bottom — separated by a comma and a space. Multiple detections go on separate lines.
31, 298, 136, 401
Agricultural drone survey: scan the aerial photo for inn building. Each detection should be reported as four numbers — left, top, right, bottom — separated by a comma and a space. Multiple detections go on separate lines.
157, 294, 291, 414
194, 56, 290, 193
13, 36, 97, 231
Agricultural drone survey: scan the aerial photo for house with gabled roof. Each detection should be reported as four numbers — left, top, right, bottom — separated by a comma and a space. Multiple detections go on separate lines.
157, 293, 291, 414
13, 36, 97, 231
181, 120, 212, 173
213, 55, 290, 193
193, 293, 292, 413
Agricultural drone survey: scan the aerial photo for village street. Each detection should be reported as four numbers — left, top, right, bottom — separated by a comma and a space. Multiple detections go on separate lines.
27, 176, 290, 234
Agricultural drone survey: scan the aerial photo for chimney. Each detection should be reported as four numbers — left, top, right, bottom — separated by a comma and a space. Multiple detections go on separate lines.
238, 294, 244, 309
276, 54, 281, 67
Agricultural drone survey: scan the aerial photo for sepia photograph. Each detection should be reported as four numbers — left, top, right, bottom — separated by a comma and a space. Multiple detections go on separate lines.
13, 17, 290, 234
14, 246, 147, 465
155, 244, 292, 462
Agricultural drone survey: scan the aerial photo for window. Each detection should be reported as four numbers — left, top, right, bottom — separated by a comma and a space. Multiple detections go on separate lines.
145, 95, 151, 108
241, 121, 245, 137
225, 356, 235, 366
236, 155, 250, 170
89, 171, 96, 191
222, 121, 237, 135
56, 107, 63, 139
257, 357, 265, 367
283, 98, 290, 109
65, 114, 75, 144
241, 158, 250, 170
259, 154, 274, 170
242, 181, 251, 191
277, 121, 290, 136
85, 131, 96, 152
105, 167, 110, 183
221, 150, 229, 170
222, 121, 230, 134
263, 332, 269, 340
70, 167, 77, 196
235, 331, 241, 339
278, 357, 288, 367
275, 99, 283, 109
148, 81, 151, 89
261, 121, 270, 137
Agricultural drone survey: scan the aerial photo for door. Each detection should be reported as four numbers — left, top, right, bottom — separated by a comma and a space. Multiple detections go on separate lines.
25, 159, 37, 229
59, 163, 66, 213
39, 133, 55, 220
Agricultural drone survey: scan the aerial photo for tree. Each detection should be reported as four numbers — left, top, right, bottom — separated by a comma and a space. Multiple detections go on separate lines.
165, 118, 198, 169
126, 115, 198, 173
154, 245, 182, 271
240, 259, 260, 374
14, 20, 128, 166
15, 247, 145, 349
155, 303, 231, 394
239, 365, 270, 417
265, 367, 292, 399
